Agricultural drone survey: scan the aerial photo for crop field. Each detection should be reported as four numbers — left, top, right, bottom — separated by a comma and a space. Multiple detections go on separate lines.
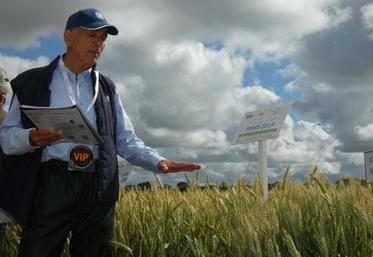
1, 168, 373, 257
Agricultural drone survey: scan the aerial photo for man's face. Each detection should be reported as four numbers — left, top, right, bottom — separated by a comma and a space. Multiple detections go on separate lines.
64, 27, 108, 68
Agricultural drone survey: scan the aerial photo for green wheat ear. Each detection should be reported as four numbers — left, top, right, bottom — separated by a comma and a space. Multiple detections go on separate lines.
281, 166, 290, 191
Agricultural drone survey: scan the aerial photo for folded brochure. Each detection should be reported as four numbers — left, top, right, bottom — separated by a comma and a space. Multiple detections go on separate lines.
21, 104, 104, 145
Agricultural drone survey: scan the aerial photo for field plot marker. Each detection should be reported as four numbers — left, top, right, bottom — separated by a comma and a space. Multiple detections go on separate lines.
233, 104, 290, 200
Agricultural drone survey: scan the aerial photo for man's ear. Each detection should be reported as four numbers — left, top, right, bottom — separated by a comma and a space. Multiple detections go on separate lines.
64, 29, 73, 48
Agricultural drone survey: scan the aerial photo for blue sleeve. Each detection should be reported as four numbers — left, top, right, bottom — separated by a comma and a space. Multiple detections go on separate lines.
0, 96, 39, 155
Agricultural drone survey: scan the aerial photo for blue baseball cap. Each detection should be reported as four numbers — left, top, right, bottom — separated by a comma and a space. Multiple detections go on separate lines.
65, 8, 118, 35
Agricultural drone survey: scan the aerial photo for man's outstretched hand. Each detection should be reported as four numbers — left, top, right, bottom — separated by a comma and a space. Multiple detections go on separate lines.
158, 160, 201, 173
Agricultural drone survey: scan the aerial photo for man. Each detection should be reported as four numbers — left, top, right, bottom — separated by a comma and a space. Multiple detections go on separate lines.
0, 67, 12, 240
0, 8, 201, 257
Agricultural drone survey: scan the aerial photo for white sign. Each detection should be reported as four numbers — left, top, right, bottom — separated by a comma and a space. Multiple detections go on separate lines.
364, 151, 373, 182
233, 104, 290, 144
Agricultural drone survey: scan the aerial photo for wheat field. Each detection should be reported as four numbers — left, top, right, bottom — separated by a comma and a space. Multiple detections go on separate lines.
1, 167, 373, 257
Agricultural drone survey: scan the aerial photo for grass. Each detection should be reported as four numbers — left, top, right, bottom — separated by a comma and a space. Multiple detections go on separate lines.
1, 167, 373, 257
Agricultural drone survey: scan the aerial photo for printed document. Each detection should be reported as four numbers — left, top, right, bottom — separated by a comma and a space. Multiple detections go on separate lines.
21, 105, 103, 145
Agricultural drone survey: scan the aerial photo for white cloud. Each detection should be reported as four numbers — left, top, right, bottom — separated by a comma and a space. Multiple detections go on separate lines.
361, 3, 373, 40
0, 55, 50, 79
335, 151, 364, 166
147, 128, 228, 149
312, 82, 333, 93
284, 81, 298, 93
266, 118, 342, 174
233, 86, 281, 112
110, 41, 248, 132
354, 123, 373, 140
289, 0, 373, 159
1, 0, 351, 58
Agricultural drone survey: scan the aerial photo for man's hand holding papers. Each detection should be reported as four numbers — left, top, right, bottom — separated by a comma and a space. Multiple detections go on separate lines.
29, 127, 64, 147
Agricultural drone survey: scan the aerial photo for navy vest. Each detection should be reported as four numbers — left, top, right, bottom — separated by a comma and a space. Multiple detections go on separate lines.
0, 56, 119, 225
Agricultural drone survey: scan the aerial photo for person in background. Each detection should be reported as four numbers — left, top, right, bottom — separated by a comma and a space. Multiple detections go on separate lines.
0, 94, 7, 124
0, 67, 12, 240
0, 8, 201, 257
0, 68, 11, 123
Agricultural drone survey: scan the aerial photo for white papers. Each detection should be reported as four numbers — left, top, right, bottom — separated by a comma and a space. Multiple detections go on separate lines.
21, 105, 103, 145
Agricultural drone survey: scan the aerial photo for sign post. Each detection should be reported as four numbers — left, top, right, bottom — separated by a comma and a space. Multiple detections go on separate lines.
233, 104, 290, 200
258, 140, 268, 199
364, 151, 373, 183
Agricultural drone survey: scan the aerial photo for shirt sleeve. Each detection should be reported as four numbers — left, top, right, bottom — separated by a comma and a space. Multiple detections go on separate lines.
0, 96, 39, 155
114, 92, 165, 173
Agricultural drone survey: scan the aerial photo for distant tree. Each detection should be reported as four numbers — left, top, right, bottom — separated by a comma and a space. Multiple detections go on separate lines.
268, 181, 280, 191
176, 181, 188, 192
137, 181, 152, 190
219, 182, 229, 191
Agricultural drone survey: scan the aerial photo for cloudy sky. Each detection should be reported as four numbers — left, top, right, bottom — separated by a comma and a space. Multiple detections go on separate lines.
1, 0, 372, 185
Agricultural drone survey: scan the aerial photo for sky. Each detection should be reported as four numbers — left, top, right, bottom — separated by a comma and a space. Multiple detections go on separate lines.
1, 0, 373, 185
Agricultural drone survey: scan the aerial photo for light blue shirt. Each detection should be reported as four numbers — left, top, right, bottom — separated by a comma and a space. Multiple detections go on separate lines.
0, 61, 165, 173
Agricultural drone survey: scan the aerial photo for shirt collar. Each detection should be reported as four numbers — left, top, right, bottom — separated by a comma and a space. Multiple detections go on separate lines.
60, 54, 92, 81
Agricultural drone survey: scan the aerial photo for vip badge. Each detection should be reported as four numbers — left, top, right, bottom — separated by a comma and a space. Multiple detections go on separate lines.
69, 145, 94, 171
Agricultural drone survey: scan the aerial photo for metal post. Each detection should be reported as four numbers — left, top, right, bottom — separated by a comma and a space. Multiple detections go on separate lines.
258, 140, 268, 200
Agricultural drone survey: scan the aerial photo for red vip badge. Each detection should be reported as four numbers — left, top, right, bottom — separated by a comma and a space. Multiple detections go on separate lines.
69, 145, 94, 170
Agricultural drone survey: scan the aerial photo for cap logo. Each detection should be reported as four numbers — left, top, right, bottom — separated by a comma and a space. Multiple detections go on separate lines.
95, 12, 104, 20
